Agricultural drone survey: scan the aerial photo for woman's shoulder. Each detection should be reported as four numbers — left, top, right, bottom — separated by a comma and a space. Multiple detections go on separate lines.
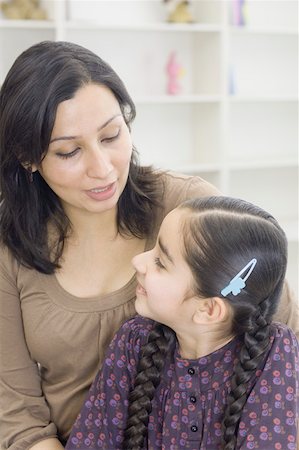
271, 322, 299, 347
156, 170, 220, 210
266, 322, 299, 365
0, 241, 11, 257
158, 169, 220, 191
0, 242, 20, 276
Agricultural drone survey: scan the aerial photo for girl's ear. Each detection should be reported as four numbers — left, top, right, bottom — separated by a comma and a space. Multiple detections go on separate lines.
192, 297, 229, 325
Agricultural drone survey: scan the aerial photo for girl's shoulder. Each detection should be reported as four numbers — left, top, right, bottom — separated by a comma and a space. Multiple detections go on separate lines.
117, 315, 156, 339
106, 315, 156, 360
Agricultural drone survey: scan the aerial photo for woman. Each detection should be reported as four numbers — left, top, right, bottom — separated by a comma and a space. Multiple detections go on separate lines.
0, 41, 297, 450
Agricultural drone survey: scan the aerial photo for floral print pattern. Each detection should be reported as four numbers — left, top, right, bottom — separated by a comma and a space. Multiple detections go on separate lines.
66, 316, 299, 449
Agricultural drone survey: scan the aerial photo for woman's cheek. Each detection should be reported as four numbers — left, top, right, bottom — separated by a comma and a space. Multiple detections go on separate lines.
118, 146, 133, 169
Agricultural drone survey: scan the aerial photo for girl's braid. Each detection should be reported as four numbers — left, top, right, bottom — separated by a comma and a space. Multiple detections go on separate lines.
122, 323, 175, 450
222, 295, 272, 450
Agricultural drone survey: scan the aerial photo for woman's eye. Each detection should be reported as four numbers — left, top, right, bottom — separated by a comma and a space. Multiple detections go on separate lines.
154, 257, 165, 270
102, 130, 120, 143
56, 148, 80, 159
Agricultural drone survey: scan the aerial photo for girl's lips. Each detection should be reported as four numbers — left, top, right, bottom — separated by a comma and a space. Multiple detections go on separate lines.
85, 182, 117, 201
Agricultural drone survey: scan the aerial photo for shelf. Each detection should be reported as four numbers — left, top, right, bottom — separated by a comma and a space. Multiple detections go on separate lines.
134, 95, 222, 104
229, 96, 298, 103
167, 163, 222, 173
177, 160, 299, 173
0, 19, 55, 29
64, 21, 223, 32
227, 159, 298, 171
229, 26, 298, 36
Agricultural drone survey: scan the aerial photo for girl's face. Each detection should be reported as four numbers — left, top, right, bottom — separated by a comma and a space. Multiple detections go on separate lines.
35, 83, 132, 217
132, 209, 197, 329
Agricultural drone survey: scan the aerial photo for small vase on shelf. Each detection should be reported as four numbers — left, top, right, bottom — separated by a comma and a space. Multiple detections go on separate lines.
165, 52, 185, 96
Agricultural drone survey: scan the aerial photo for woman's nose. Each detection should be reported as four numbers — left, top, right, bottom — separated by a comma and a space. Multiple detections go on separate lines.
86, 145, 113, 179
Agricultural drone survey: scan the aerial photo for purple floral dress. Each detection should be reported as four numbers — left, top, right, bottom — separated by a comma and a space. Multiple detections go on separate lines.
66, 316, 298, 450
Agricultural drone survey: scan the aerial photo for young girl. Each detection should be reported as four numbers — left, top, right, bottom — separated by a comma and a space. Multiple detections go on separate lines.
67, 195, 298, 450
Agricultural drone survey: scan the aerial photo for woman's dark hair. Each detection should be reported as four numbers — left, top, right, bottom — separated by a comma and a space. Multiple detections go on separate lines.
0, 40, 161, 273
123, 196, 288, 450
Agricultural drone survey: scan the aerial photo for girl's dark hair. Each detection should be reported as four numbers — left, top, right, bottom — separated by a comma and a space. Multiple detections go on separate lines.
0, 40, 160, 273
123, 196, 288, 450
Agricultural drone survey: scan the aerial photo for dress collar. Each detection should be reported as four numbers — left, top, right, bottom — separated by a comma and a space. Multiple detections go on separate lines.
173, 337, 242, 392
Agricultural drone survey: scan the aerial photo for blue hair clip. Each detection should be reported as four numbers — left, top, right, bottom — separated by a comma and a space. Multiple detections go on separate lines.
221, 258, 257, 297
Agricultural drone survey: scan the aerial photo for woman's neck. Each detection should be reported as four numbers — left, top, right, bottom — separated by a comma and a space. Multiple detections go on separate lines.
64, 205, 119, 242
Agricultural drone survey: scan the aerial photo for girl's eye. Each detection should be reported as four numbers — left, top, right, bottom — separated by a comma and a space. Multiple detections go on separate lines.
56, 148, 80, 159
154, 257, 165, 270
102, 129, 120, 143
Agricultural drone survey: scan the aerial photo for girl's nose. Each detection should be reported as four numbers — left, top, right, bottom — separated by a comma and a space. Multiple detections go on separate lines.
132, 251, 149, 274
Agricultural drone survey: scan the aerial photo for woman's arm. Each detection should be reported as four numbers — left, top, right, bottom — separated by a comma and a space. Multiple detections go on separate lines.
0, 248, 57, 448
30, 439, 64, 450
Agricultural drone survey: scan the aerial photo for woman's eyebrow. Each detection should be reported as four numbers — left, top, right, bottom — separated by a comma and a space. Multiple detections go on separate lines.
158, 238, 174, 264
49, 113, 122, 144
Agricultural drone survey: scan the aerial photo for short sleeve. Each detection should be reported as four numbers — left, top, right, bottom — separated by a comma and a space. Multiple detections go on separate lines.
157, 171, 220, 223
0, 246, 57, 449
183, 175, 221, 199
66, 316, 154, 450
170, 172, 220, 208
237, 325, 299, 450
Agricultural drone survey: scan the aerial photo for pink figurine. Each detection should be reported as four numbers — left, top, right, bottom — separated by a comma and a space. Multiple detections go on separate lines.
166, 52, 184, 95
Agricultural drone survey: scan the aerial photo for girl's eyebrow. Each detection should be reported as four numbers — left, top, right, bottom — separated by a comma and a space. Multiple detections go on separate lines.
158, 238, 174, 264
49, 113, 122, 144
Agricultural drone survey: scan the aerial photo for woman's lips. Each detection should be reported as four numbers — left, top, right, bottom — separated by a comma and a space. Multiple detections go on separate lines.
85, 182, 117, 201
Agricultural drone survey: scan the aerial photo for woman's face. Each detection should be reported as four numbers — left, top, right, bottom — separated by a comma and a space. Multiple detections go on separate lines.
35, 83, 132, 217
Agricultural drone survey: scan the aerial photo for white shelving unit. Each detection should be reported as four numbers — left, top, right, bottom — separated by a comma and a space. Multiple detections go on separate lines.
0, 0, 298, 295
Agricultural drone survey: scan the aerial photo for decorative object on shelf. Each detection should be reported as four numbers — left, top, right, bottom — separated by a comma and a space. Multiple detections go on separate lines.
231, 0, 247, 26
163, 0, 193, 24
228, 64, 236, 96
1, 0, 47, 20
166, 51, 184, 95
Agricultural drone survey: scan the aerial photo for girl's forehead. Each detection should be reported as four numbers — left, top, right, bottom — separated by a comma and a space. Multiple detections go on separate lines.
161, 208, 182, 231
159, 209, 188, 252
161, 208, 188, 231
